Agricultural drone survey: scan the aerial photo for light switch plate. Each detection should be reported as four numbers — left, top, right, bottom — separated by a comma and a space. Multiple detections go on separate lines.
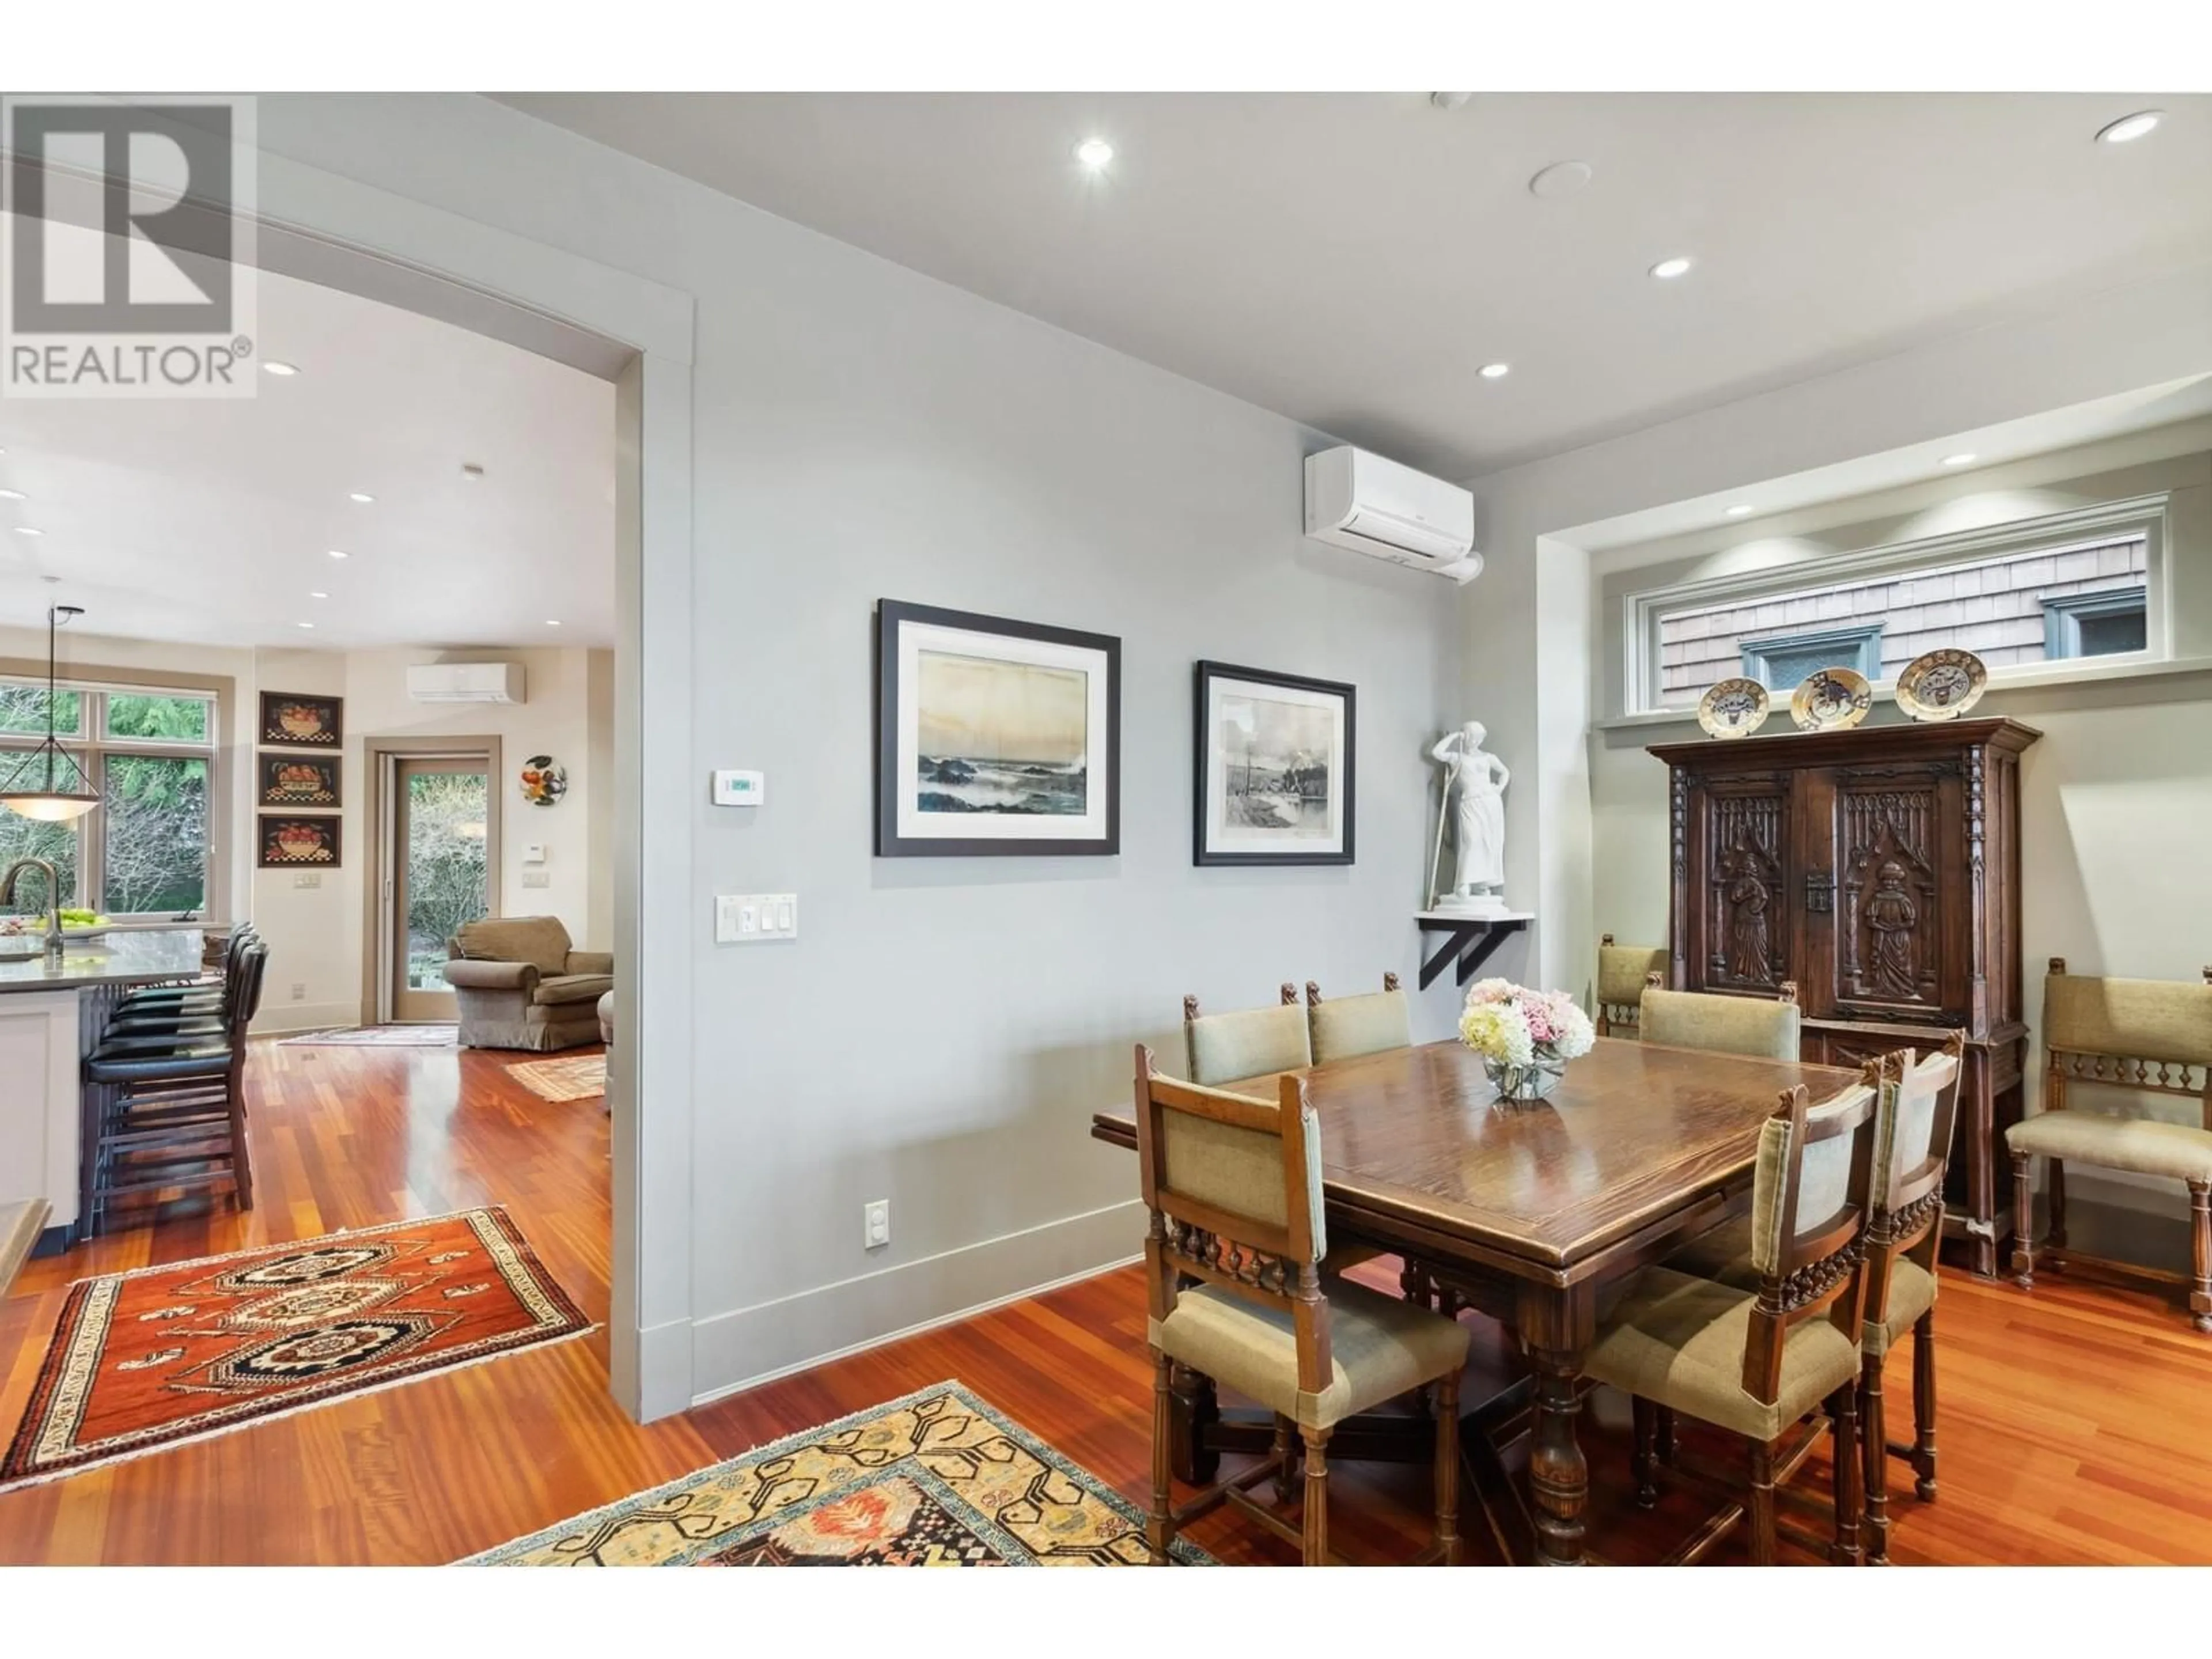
523, 842, 548, 864
521, 869, 551, 889
712, 769, 766, 807
291, 870, 320, 889
717, 892, 797, 942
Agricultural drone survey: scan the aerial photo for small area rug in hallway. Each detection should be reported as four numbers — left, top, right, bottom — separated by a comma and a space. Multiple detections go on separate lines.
278, 1024, 458, 1047
465, 1381, 1211, 1566
1, 1208, 592, 1491
505, 1054, 607, 1103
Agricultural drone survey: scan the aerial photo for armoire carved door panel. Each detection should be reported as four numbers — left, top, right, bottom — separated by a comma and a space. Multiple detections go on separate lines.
1805, 762, 1967, 1023
1686, 774, 1794, 995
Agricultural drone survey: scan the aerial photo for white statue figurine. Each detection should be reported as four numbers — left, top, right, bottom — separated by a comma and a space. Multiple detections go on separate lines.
1429, 721, 1510, 915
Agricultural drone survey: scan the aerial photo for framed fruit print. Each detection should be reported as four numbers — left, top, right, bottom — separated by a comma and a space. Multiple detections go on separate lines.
258, 814, 342, 868
257, 752, 342, 808
259, 691, 343, 749
874, 600, 1120, 857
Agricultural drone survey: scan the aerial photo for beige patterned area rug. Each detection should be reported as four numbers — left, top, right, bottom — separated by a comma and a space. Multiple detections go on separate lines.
463, 1381, 1212, 1566
504, 1055, 607, 1103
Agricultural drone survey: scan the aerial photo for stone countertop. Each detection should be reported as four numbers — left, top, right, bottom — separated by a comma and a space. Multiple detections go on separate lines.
0, 927, 205, 992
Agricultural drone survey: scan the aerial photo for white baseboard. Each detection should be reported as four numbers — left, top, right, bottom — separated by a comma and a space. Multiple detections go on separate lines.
250, 1002, 363, 1036
688, 1199, 1143, 1408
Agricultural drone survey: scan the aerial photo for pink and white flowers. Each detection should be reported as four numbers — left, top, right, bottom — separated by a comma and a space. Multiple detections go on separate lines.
1457, 978, 1596, 1067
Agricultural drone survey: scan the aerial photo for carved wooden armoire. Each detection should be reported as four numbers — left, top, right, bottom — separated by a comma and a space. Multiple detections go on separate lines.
1648, 717, 2041, 1277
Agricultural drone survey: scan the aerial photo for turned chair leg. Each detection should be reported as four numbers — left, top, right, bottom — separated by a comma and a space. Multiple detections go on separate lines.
1631, 1396, 1660, 1509
2011, 1151, 2036, 1287
1147, 1352, 1175, 1564
1433, 1373, 1462, 1565
1748, 1438, 1777, 1565
1271, 1413, 1300, 1503
1828, 1382, 1863, 1565
2187, 1180, 2212, 1336
1860, 1354, 1889, 1563
1912, 1309, 1939, 1500
1301, 1425, 1332, 1566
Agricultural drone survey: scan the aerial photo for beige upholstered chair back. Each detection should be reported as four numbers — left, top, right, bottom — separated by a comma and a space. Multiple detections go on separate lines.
2040, 959, 2212, 1130
1184, 986, 1313, 1088
452, 915, 573, 976
1305, 974, 1412, 1066
1132, 1047, 1334, 1395
1873, 1039, 1964, 1216
1597, 935, 1667, 1030
1642, 979, 1802, 1062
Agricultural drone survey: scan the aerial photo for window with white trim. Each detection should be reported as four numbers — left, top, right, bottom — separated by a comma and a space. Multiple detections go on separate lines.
1629, 498, 2164, 713
0, 683, 218, 919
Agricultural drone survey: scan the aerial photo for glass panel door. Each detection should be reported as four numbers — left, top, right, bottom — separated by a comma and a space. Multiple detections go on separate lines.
391, 757, 492, 1022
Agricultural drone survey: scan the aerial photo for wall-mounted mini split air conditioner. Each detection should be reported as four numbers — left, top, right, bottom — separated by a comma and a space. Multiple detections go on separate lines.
1304, 446, 1483, 585
404, 662, 527, 704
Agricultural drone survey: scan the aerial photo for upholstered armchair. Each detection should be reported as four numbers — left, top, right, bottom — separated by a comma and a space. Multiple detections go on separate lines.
445, 916, 613, 1052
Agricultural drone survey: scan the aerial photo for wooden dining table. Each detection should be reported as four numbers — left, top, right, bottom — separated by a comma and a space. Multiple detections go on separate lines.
1090, 1035, 1862, 1565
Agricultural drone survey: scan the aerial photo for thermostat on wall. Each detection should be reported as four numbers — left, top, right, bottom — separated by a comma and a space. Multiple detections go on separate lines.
713, 769, 766, 807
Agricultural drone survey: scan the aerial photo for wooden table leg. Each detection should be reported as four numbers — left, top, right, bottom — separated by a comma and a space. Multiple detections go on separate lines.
1168, 1363, 1219, 1484
1525, 1344, 1589, 1565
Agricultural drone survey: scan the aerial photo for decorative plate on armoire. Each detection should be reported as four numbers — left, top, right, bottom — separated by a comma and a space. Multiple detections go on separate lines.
1895, 648, 1988, 722
1697, 677, 1771, 739
1789, 666, 1873, 732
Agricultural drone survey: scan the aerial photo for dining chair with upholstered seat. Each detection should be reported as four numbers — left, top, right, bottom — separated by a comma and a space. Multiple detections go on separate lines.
1667, 1037, 1963, 1562
1640, 974, 1802, 1062
1597, 935, 1666, 1037
1183, 986, 1311, 1089
2010, 958, 2212, 1335
1304, 974, 1412, 1065
1588, 1069, 1881, 1565
1132, 1046, 1469, 1565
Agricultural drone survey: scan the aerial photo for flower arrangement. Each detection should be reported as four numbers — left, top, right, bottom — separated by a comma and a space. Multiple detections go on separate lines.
1457, 978, 1597, 1102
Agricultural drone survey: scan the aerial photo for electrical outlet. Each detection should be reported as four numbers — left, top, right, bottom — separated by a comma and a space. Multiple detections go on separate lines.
863, 1199, 890, 1249
292, 870, 320, 889
290, 982, 306, 1001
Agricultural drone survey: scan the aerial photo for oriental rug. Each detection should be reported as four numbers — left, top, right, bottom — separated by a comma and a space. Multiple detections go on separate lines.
505, 1054, 607, 1103
1, 1208, 592, 1491
278, 1024, 458, 1047
465, 1381, 1212, 1566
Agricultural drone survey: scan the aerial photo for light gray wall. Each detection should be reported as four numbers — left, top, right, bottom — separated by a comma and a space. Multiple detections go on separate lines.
247, 94, 1461, 1402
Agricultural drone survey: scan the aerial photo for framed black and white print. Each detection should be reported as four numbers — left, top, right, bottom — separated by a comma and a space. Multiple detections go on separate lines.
874, 600, 1121, 858
1194, 661, 1354, 866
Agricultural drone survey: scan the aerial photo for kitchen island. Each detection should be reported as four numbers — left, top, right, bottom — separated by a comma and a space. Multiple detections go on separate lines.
0, 929, 205, 1248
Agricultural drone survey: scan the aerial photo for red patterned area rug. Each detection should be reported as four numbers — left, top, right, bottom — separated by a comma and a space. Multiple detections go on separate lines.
1, 1208, 592, 1492
465, 1382, 1214, 1566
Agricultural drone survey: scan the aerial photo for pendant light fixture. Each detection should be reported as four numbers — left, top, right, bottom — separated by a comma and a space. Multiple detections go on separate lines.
0, 605, 100, 821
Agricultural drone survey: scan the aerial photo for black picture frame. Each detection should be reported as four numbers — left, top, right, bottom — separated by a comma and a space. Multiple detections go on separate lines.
258, 690, 344, 749
257, 813, 342, 868
875, 599, 1121, 858
1193, 660, 1356, 867
256, 752, 342, 808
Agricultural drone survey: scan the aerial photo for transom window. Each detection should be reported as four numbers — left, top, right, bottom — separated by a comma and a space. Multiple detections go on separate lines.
1632, 499, 2162, 713
0, 683, 218, 920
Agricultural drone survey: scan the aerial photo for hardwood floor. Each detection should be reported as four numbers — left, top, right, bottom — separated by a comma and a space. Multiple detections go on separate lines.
3, 1035, 2210, 1564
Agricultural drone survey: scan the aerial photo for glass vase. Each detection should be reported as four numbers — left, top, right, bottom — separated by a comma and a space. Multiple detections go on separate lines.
1483, 1053, 1563, 1105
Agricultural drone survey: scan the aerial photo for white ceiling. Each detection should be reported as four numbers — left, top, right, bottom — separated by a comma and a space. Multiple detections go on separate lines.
0, 241, 617, 649
498, 92, 2212, 480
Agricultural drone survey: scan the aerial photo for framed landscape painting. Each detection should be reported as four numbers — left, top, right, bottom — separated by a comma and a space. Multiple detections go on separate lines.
259, 690, 343, 749
1194, 661, 1354, 866
875, 600, 1120, 857
257, 752, 342, 808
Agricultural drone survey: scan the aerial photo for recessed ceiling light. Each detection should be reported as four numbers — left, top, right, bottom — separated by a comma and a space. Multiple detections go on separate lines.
545, 619, 562, 627
348, 491, 375, 504
2096, 109, 2163, 145
261, 361, 299, 377
1528, 160, 1594, 199
1725, 504, 1756, 517
1649, 256, 1694, 280
1477, 362, 1512, 380
327, 548, 349, 559
309, 590, 329, 600
0, 488, 24, 501
1941, 453, 1977, 467
13, 526, 43, 537
297, 621, 315, 630
1074, 137, 1114, 169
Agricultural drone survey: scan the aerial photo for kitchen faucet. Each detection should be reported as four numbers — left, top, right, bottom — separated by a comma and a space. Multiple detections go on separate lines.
0, 858, 65, 960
